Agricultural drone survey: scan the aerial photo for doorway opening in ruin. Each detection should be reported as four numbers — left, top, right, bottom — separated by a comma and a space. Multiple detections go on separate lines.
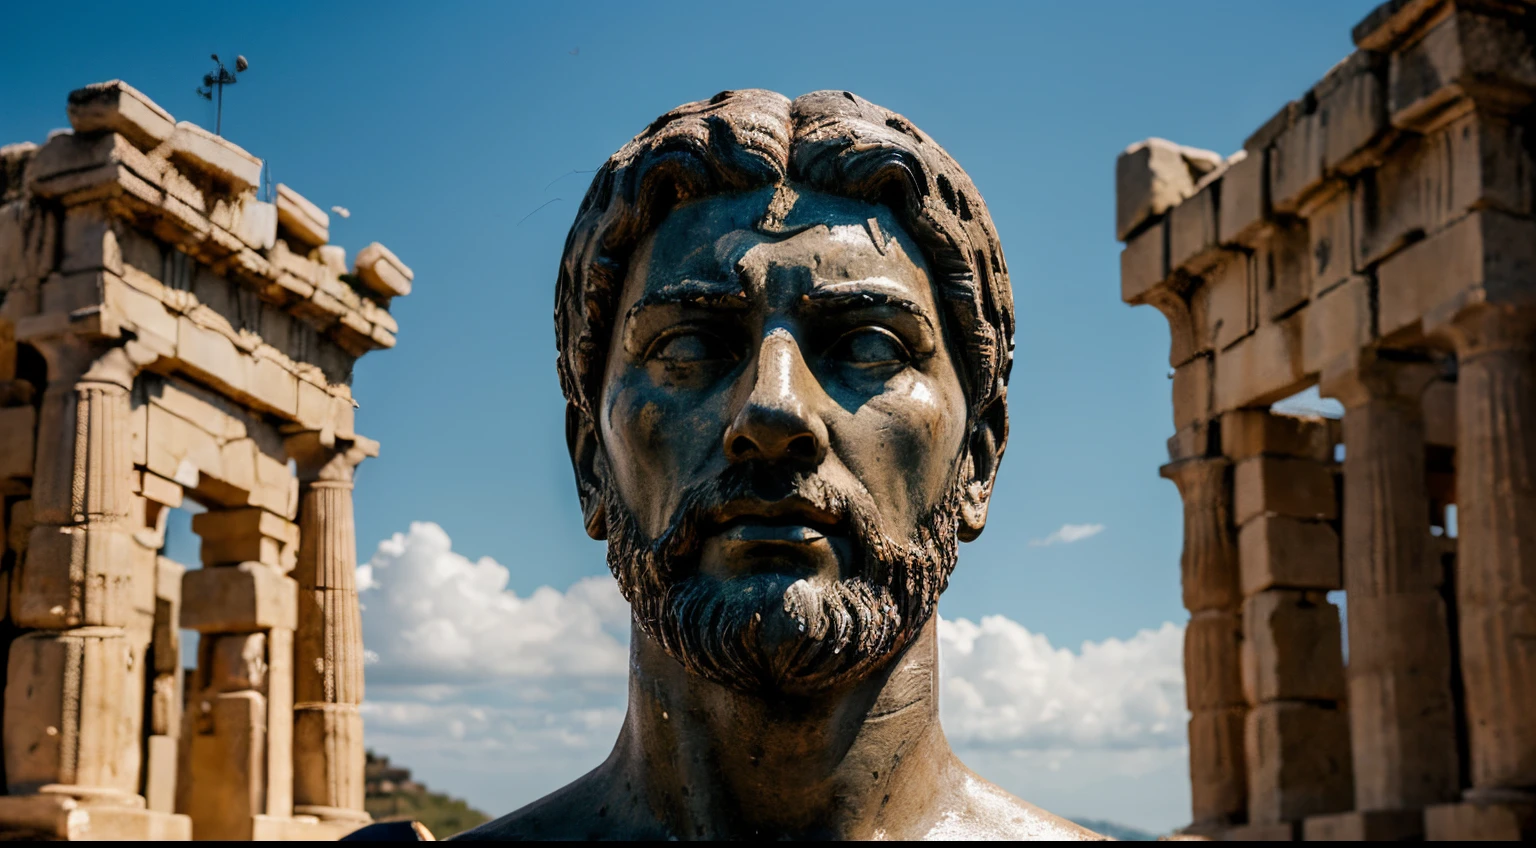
161, 503, 204, 670
137, 498, 203, 813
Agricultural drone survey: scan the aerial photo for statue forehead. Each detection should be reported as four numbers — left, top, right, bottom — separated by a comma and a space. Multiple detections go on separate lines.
632, 186, 930, 291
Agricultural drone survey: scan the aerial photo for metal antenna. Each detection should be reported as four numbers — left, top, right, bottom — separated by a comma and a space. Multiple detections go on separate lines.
196, 53, 249, 136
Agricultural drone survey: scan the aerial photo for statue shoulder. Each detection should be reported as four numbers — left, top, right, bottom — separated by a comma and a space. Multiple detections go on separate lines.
925, 767, 1109, 841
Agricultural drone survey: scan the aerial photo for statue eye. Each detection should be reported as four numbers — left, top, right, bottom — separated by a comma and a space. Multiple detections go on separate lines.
650, 330, 735, 364
831, 327, 910, 367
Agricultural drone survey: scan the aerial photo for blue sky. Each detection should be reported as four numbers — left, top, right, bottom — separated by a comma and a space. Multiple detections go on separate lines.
1, 0, 1377, 832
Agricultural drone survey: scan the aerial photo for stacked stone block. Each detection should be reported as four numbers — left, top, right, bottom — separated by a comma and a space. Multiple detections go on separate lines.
0, 80, 407, 839
1229, 412, 1352, 838
1117, 0, 1536, 840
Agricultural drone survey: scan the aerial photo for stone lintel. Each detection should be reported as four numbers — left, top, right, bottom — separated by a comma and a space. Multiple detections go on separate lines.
1221, 409, 1333, 462
1390, 211, 1536, 343
1318, 349, 1441, 410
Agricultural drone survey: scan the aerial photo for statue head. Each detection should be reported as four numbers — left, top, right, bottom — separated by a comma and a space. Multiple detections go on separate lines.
557, 89, 1013, 696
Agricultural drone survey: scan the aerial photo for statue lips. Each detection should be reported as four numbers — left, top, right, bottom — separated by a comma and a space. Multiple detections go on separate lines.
699, 495, 849, 578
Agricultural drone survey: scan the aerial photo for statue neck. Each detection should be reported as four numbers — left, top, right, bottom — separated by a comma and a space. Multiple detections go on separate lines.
607, 615, 960, 839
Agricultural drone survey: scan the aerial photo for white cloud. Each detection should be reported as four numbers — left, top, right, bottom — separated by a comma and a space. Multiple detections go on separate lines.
359, 522, 630, 686
1028, 523, 1106, 547
357, 522, 1187, 835
938, 616, 1185, 751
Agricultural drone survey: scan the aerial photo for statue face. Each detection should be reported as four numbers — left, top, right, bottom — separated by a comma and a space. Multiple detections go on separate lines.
588, 185, 975, 694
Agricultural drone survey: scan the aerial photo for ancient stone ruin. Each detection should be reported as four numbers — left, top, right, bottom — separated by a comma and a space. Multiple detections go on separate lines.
1116, 0, 1534, 841
0, 80, 410, 839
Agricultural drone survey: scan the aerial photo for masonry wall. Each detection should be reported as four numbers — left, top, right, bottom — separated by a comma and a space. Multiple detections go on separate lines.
0, 80, 411, 840
1116, 0, 1536, 840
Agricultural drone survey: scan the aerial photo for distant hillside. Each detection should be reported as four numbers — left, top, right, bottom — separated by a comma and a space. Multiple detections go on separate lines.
365, 751, 491, 838
1071, 817, 1159, 841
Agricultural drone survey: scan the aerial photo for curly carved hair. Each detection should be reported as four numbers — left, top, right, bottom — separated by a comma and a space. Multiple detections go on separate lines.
555, 88, 1013, 422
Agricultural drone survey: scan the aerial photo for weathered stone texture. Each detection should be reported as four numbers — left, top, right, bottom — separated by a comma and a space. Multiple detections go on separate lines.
1220, 409, 1333, 462
1216, 150, 1266, 248
1118, 1, 1536, 833
66, 80, 176, 151
1241, 590, 1346, 704
275, 184, 329, 249
1245, 701, 1354, 824
0, 78, 404, 839
1424, 798, 1536, 841
1445, 306, 1536, 792
1212, 313, 1308, 413
353, 242, 413, 300
1115, 138, 1223, 242
1238, 516, 1340, 594
1185, 612, 1244, 711
1313, 49, 1389, 175
1162, 459, 1240, 614
1255, 223, 1308, 323
1302, 808, 1421, 841
1233, 455, 1337, 527
1202, 255, 1253, 353
1189, 707, 1247, 828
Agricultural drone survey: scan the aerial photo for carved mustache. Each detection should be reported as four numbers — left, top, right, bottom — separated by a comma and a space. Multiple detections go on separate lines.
649, 464, 880, 575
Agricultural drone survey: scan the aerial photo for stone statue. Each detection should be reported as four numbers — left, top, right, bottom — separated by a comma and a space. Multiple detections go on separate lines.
456, 89, 1101, 841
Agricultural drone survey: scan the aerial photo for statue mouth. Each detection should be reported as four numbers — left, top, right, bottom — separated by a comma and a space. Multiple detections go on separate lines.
697, 496, 849, 579
703, 496, 845, 541
717, 522, 827, 543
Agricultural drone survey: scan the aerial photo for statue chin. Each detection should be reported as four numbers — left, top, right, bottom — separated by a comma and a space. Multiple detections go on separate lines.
603, 484, 962, 696
649, 571, 915, 696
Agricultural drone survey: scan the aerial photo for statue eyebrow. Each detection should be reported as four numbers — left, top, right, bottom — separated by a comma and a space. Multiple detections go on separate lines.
799, 286, 929, 319
625, 279, 751, 322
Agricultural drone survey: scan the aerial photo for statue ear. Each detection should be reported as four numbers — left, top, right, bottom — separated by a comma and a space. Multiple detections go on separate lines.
958, 393, 1008, 543
566, 402, 609, 540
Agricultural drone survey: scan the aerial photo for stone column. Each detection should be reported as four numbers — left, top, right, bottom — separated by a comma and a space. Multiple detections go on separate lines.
178, 507, 301, 838
286, 431, 374, 828
5, 341, 137, 800
1160, 456, 1246, 831
1442, 305, 1536, 795
1317, 355, 1460, 833
1222, 410, 1352, 838
0, 338, 189, 838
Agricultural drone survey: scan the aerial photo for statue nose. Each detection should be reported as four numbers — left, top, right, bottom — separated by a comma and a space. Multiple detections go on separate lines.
723, 330, 828, 467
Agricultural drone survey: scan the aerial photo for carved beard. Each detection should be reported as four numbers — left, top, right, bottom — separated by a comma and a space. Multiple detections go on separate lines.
603, 466, 962, 696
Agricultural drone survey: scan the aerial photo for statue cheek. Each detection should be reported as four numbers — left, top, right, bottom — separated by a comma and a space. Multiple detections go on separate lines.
869, 375, 960, 452
855, 376, 966, 507
606, 383, 705, 478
